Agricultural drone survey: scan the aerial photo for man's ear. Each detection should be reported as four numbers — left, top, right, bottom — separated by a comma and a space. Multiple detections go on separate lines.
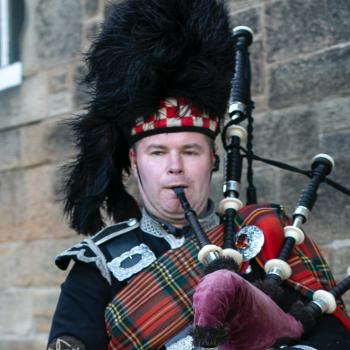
213, 153, 220, 171
129, 148, 137, 173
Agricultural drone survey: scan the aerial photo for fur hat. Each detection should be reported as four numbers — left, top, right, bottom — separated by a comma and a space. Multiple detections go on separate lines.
64, 0, 235, 235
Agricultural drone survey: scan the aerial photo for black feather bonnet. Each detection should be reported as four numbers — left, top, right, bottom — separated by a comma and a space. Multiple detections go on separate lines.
64, 0, 235, 235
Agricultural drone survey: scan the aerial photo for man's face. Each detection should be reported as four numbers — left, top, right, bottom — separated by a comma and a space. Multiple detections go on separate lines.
130, 132, 215, 227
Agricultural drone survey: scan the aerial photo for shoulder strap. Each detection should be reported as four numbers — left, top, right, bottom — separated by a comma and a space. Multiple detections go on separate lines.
55, 219, 140, 285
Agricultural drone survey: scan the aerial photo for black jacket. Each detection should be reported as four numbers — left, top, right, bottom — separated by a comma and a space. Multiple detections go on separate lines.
48, 220, 350, 350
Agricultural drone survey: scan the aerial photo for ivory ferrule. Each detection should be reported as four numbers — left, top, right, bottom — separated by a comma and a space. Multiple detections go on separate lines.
225, 124, 247, 143
265, 259, 292, 281
284, 225, 305, 245
222, 248, 243, 266
312, 290, 337, 314
198, 245, 222, 265
219, 197, 243, 215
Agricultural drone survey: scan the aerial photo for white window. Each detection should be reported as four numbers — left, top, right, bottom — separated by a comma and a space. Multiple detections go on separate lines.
0, 0, 24, 91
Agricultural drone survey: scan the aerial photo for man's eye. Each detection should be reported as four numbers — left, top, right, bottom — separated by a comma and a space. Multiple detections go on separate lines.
184, 151, 199, 156
150, 151, 164, 155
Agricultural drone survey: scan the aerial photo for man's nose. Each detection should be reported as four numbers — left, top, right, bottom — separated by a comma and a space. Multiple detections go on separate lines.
168, 153, 184, 175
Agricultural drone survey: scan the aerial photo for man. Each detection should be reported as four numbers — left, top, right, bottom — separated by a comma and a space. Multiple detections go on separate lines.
48, 0, 350, 349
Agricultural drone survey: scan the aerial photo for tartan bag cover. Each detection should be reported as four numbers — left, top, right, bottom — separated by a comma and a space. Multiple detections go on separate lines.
105, 204, 350, 349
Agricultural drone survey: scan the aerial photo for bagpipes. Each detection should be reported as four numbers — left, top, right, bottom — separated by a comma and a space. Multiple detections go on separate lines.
171, 26, 350, 349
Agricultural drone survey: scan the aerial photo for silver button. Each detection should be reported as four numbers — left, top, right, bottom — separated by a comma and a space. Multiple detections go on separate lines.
127, 218, 137, 226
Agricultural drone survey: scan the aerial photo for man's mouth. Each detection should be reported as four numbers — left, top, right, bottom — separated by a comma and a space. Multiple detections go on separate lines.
164, 185, 188, 190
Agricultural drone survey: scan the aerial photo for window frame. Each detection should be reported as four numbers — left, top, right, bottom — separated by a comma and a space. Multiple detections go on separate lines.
0, 0, 23, 91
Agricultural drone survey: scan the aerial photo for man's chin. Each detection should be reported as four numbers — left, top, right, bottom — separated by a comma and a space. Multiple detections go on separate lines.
163, 207, 184, 218
161, 206, 186, 221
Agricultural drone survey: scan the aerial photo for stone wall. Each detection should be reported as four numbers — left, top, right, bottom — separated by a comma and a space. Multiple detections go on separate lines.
0, 0, 349, 349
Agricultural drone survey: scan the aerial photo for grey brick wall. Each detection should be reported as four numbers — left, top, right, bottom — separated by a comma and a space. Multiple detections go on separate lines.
0, 0, 349, 348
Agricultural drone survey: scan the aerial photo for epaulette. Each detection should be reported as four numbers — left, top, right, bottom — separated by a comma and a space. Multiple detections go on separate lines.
55, 218, 142, 285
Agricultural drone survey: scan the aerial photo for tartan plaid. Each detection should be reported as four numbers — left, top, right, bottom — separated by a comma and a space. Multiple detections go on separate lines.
105, 224, 223, 350
105, 204, 350, 349
253, 207, 350, 332
131, 97, 219, 140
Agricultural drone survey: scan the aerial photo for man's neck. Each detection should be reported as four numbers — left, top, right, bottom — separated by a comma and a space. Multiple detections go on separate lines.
141, 200, 219, 238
